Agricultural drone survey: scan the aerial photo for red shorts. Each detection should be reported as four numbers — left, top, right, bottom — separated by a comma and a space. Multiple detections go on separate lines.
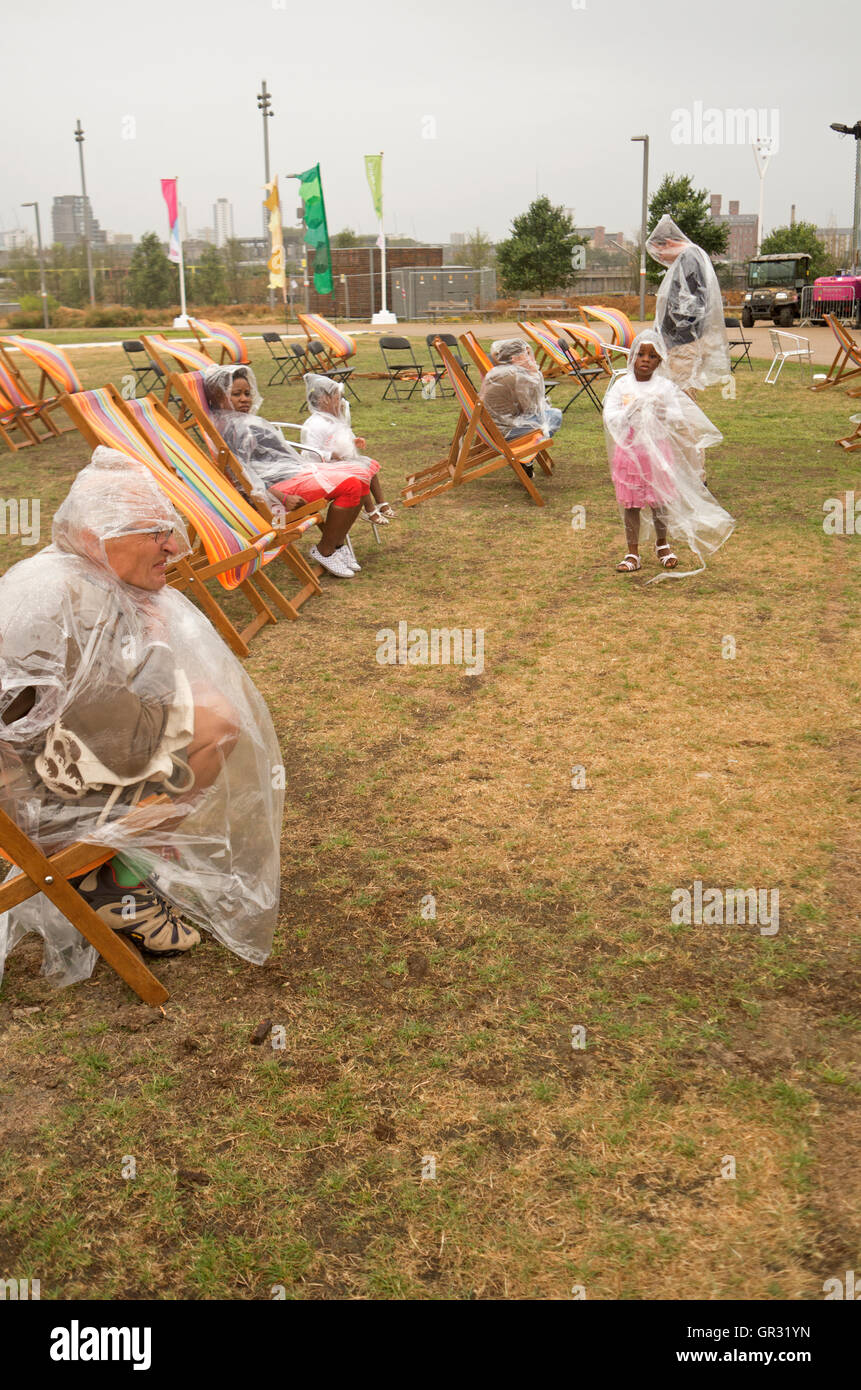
271, 475, 370, 509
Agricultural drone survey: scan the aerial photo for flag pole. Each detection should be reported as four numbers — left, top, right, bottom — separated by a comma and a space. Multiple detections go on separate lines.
173, 175, 189, 327
371, 150, 396, 324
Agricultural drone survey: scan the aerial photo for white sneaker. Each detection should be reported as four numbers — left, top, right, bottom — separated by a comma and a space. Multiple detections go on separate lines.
309, 544, 354, 578
336, 545, 361, 572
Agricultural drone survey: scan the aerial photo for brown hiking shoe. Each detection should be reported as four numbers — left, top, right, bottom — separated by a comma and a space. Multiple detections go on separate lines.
75, 862, 200, 956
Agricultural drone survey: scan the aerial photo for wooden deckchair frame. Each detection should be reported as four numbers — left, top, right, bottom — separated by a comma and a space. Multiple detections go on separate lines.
515, 322, 605, 414
61, 387, 308, 657
544, 321, 613, 376
836, 412, 861, 452
0, 340, 73, 436
459, 332, 492, 379
0, 800, 170, 1005
401, 339, 553, 508
164, 370, 326, 592
812, 315, 861, 394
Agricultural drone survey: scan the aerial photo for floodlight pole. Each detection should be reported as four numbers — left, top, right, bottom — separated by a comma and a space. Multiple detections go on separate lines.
829, 121, 861, 274
257, 80, 275, 309
21, 202, 49, 328
74, 119, 96, 306
630, 135, 649, 323
753, 138, 774, 255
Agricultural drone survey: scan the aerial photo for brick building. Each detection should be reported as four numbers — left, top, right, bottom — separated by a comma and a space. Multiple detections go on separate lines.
710, 194, 758, 262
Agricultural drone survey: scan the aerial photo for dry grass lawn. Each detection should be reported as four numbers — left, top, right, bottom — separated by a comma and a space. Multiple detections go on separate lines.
0, 336, 858, 1300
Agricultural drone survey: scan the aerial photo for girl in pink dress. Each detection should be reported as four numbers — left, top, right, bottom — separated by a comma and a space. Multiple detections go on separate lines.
603, 330, 734, 580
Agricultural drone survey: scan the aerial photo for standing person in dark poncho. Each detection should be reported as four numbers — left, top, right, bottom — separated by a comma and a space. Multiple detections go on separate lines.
646, 215, 731, 395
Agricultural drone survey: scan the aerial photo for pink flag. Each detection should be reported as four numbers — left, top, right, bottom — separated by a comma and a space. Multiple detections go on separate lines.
161, 178, 181, 264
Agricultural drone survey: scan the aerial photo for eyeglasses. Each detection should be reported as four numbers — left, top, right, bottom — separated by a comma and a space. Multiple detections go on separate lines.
116, 526, 176, 543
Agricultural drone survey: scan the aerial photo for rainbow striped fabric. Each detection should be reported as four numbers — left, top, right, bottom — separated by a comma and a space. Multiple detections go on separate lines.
188, 318, 249, 365
579, 306, 635, 348
144, 335, 214, 372
69, 388, 275, 589
0, 359, 34, 411
0, 335, 82, 393
298, 313, 355, 360
518, 321, 572, 372
545, 320, 613, 366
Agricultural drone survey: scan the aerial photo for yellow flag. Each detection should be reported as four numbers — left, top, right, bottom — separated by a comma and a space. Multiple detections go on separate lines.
264, 178, 286, 290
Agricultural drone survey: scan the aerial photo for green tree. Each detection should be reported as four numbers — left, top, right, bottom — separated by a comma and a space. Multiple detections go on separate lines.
647, 174, 728, 279
459, 228, 496, 271
332, 227, 360, 247
223, 238, 246, 302
126, 231, 176, 308
496, 197, 586, 296
760, 221, 837, 279
193, 244, 226, 304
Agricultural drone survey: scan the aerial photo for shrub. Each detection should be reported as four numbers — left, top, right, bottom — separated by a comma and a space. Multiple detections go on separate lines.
82, 305, 138, 328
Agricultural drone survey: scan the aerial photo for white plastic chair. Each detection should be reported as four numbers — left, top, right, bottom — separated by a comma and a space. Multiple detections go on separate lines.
765, 330, 813, 385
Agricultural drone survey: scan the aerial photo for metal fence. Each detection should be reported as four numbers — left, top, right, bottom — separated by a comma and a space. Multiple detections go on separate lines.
799, 286, 858, 325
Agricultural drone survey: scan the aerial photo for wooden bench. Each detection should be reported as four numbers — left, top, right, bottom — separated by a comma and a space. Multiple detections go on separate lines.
518, 300, 568, 315
427, 300, 472, 321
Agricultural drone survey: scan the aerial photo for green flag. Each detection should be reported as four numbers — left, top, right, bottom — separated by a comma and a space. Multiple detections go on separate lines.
297, 164, 333, 295
364, 154, 383, 220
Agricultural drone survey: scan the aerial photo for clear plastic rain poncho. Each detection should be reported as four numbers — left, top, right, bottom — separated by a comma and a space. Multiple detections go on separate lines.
646, 214, 731, 392
301, 374, 358, 461
479, 339, 552, 433
0, 448, 284, 987
203, 363, 330, 499
603, 331, 734, 579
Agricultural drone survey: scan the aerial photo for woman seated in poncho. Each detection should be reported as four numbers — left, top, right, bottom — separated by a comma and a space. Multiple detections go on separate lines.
479, 339, 562, 476
0, 448, 284, 986
204, 364, 371, 580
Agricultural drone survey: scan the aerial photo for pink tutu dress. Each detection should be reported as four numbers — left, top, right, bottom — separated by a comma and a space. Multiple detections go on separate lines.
611, 430, 676, 510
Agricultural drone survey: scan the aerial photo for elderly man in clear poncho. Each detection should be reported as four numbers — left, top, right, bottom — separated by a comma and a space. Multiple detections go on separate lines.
479, 339, 562, 476
646, 214, 731, 394
0, 448, 284, 988
603, 330, 734, 579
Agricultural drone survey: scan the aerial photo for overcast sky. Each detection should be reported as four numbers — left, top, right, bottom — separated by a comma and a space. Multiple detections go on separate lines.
1, 0, 858, 247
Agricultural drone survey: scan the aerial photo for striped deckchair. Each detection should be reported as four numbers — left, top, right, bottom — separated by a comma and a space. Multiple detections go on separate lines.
297, 313, 356, 364
547, 321, 614, 375
62, 386, 303, 656
0, 336, 79, 434
459, 332, 493, 379
188, 317, 250, 365
579, 305, 635, 351
517, 322, 605, 414
0, 358, 56, 450
140, 334, 214, 384
402, 338, 553, 508
812, 315, 861, 394
132, 383, 323, 606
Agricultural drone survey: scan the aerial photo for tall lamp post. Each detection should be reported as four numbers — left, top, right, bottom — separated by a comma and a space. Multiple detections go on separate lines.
74, 119, 96, 306
257, 80, 275, 310
753, 137, 774, 255
20, 202, 49, 328
630, 134, 649, 323
829, 120, 861, 274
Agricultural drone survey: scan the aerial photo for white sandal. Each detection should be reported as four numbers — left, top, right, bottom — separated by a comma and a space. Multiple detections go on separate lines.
616, 553, 641, 572
362, 506, 390, 526
656, 544, 679, 569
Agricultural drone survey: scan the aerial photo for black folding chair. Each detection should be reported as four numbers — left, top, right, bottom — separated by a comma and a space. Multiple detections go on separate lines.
425, 334, 472, 398
380, 336, 426, 402
556, 338, 605, 414
262, 330, 304, 386
725, 317, 753, 373
121, 340, 163, 397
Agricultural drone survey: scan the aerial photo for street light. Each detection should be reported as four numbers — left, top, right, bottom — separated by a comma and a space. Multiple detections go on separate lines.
752, 137, 775, 255
73, 119, 96, 306
630, 135, 649, 323
257, 80, 275, 309
20, 202, 49, 328
829, 120, 861, 274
